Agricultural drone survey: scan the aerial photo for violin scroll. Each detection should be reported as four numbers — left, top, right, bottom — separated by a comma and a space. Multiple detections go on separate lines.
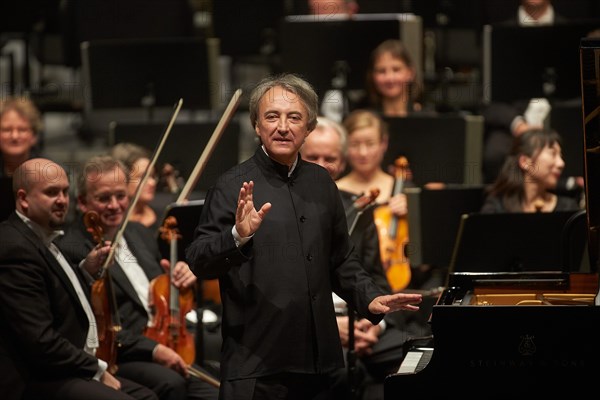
352, 188, 381, 211
159, 216, 182, 243
84, 211, 104, 245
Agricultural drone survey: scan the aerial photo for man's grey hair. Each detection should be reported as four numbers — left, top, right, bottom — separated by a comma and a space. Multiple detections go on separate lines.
249, 73, 319, 132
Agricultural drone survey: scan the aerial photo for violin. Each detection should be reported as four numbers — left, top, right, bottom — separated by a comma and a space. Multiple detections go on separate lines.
373, 156, 412, 292
145, 216, 196, 365
84, 211, 121, 374
345, 188, 381, 236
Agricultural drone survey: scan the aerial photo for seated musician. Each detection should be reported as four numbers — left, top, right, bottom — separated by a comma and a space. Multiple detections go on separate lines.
336, 109, 408, 224
0, 158, 157, 400
301, 117, 409, 398
110, 142, 184, 233
110, 143, 161, 232
58, 156, 218, 400
0, 96, 42, 178
481, 129, 582, 213
0, 97, 44, 222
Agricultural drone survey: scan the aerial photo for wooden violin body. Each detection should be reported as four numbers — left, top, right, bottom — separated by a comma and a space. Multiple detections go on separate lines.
145, 216, 196, 365
84, 211, 121, 373
145, 274, 196, 365
373, 157, 412, 292
90, 277, 120, 372
373, 206, 411, 292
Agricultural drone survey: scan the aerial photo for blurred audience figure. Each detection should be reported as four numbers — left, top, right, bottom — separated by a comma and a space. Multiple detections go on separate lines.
481, 129, 581, 213
0, 96, 42, 178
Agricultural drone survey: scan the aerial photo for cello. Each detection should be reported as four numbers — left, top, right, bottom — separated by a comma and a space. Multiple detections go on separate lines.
145, 216, 195, 365
84, 210, 121, 374
373, 156, 412, 292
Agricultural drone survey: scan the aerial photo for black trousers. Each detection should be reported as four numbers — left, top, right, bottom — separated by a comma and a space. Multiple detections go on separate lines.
220, 373, 333, 400
24, 376, 157, 400
118, 361, 219, 400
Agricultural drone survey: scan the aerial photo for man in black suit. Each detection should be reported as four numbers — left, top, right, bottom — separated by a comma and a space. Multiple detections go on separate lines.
59, 155, 218, 400
0, 158, 157, 400
185, 73, 422, 399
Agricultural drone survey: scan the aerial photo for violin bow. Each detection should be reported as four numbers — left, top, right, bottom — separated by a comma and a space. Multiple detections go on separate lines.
101, 99, 183, 271
176, 89, 243, 204
188, 365, 220, 388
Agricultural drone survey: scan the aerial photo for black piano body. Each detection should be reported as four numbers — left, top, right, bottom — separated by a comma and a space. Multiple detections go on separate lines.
384, 271, 600, 398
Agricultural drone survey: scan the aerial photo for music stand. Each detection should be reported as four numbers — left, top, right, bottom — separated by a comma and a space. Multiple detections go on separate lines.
483, 21, 600, 103
449, 211, 580, 273
81, 38, 221, 117
109, 121, 240, 196
156, 200, 203, 262
383, 114, 484, 185
212, 0, 287, 58
405, 185, 485, 268
280, 13, 422, 97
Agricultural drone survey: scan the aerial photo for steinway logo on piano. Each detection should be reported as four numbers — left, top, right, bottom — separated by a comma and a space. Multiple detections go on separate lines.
468, 334, 586, 369
518, 334, 536, 356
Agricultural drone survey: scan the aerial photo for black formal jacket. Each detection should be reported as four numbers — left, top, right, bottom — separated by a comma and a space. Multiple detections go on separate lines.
185, 148, 386, 381
0, 213, 100, 400
59, 218, 164, 363
339, 190, 391, 294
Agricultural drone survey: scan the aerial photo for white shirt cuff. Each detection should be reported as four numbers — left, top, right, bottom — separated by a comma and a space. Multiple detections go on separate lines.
232, 226, 253, 247
378, 319, 387, 335
510, 116, 526, 136
94, 359, 108, 381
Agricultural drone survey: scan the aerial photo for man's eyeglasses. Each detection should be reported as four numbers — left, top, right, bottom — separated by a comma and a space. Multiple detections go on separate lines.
92, 192, 128, 205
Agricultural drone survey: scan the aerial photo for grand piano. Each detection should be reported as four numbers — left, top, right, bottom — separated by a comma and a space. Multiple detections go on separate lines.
384, 38, 600, 397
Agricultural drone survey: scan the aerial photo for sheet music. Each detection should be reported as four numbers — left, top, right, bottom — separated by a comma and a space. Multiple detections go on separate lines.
397, 351, 423, 374
397, 348, 433, 374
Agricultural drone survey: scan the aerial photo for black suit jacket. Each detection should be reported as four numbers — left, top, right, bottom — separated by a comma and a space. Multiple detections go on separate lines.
59, 218, 164, 362
186, 148, 385, 381
0, 213, 100, 400
339, 190, 391, 294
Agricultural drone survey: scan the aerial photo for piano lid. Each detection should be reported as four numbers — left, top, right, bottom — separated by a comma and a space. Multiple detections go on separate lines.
385, 38, 600, 398
581, 37, 600, 273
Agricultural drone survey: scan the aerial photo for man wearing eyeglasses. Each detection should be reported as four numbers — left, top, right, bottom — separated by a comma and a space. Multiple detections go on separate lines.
59, 155, 218, 400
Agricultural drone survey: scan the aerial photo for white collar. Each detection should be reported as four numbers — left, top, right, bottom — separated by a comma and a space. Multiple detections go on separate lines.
16, 210, 64, 246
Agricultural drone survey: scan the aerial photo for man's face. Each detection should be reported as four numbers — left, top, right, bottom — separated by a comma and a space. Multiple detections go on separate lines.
78, 166, 129, 233
17, 161, 69, 230
255, 86, 311, 166
301, 127, 345, 179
